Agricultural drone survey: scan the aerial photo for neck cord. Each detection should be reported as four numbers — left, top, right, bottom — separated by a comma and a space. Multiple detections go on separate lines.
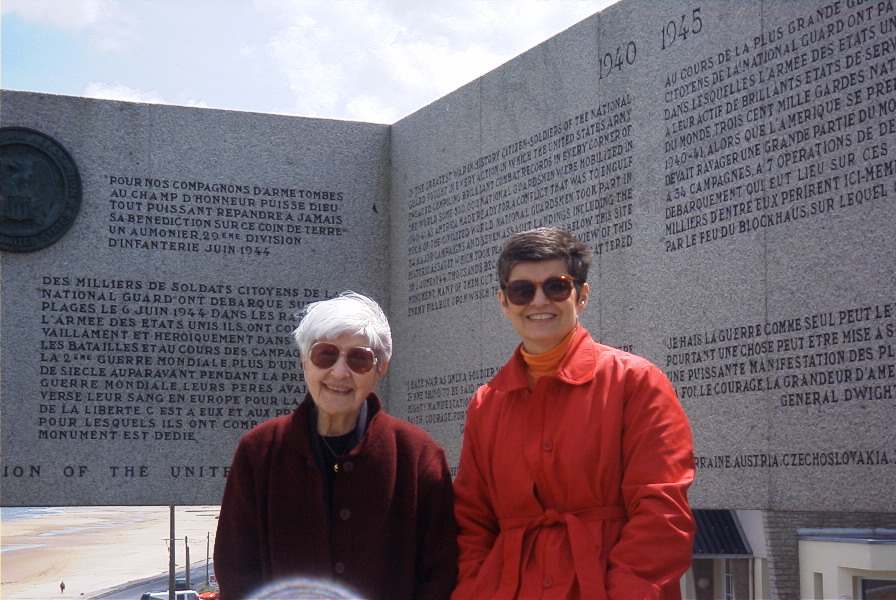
320, 434, 340, 459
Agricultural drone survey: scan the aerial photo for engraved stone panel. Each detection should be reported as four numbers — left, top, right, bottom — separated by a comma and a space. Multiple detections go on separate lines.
3, 0, 895, 512
389, 0, 896, 511
1, 92, 389, 506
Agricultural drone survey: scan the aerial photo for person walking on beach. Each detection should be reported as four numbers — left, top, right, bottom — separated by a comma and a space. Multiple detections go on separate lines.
59, 580, 65, 594
452, 227, 696, 599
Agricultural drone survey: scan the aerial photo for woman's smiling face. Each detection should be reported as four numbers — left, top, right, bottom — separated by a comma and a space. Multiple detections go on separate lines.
498, 259, 589, 354
302, 332, 386, 434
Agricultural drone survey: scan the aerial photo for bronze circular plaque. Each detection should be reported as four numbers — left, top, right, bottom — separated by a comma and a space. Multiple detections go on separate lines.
0, 127, 82, 252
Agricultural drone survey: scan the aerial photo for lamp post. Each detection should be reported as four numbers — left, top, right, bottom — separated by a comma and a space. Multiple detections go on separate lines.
206, 531, 210, 586
169, 506, 175, 600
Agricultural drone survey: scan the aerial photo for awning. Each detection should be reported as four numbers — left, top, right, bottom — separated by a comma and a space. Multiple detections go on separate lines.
693, 509, 752, 557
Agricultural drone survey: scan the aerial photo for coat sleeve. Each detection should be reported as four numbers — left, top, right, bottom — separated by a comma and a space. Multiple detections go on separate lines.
214, 438, 265, 600
606, 364, 696, 600
451, 399, 500, 600
414, 448, 459, 600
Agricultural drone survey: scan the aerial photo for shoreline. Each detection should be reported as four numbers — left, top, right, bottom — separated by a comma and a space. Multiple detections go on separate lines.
1, 506, 219, 600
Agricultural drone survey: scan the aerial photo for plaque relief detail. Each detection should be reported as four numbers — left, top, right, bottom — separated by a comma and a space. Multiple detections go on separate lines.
0, 127, 82, 252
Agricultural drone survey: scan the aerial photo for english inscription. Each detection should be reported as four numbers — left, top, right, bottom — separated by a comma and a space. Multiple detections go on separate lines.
407, 97, 634, 316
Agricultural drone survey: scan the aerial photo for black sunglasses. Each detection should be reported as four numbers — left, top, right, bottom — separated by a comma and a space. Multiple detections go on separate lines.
502, 274, 576, 306
309, 342, 378, 374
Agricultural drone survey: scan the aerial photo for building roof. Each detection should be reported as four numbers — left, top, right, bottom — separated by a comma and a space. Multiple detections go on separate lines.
798, 528, 896, 544
693, 509, 752, 557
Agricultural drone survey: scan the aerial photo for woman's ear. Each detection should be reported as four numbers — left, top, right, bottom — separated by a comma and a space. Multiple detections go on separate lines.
576, 282, 591, 314
377, 359, 391, 378
497, 289, 512, 318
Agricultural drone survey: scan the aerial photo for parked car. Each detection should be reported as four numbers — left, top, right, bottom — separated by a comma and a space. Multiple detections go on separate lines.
140, 591, 200, 600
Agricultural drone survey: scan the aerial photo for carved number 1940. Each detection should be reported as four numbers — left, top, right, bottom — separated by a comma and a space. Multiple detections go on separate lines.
598, 41, 638, 80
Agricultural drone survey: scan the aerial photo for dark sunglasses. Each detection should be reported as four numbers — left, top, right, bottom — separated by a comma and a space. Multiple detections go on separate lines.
309, 342, 378, 374
503, 274, 576, 306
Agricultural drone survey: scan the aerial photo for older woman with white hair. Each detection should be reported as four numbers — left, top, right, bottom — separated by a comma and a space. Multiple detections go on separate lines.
215, 292, 457, 600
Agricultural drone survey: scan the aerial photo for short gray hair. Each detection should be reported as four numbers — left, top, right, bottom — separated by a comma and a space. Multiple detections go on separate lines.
292, 291, 392, 364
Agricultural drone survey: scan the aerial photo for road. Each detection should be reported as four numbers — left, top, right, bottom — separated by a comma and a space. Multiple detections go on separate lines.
90, 560, 214, 599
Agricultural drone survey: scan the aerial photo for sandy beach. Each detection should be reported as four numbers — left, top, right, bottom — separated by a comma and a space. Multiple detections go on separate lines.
1, 506, 220, 600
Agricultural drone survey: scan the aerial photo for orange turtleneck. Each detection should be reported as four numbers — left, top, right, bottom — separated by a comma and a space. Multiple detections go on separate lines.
520, 326, 577, 388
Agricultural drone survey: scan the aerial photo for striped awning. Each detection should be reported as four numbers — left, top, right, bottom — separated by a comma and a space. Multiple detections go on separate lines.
693, 509, 752, 557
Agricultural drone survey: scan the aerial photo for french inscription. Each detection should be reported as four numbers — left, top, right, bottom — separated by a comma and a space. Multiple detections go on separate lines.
407, 97, 634, 316
665, 302, 895, 405
34, 275, 342, 443
106, 176, 346, 254
663, 1, 896, 252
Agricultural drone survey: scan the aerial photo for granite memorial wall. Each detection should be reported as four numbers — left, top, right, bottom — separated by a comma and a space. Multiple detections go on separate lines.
0, 93, 390, 505
2, 0, 895, 512
389, 0, 896, 512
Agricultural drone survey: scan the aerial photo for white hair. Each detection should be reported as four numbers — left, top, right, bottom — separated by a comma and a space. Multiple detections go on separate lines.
292, 291, 392, 364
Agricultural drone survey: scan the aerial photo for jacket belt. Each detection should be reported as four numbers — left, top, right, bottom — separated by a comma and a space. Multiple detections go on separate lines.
496, 505, 625, 599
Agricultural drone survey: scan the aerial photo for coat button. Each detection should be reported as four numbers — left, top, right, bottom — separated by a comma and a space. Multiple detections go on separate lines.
339, 508, 351, 521
334, 561, 346, 574
343, 461, 354, 472
543, 576, 553, 588
542, 441, 553, 452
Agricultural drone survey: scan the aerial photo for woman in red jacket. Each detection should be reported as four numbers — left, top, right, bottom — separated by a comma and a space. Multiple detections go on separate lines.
452, 228, 695, 600
215, 292, 457, 600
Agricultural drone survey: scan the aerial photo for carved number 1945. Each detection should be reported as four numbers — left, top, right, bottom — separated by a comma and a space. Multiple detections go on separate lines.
661, 8, 703, 50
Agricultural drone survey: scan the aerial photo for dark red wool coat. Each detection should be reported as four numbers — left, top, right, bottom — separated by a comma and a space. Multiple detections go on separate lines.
214, 395, 457, 600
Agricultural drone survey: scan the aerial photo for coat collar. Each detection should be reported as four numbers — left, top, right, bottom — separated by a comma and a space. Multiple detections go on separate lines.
291, 393, 382, 457
490, 324, 599, 392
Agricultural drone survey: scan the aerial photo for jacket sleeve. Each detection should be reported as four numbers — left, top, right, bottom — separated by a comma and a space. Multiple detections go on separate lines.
414, 448, 459, 600
214, 438, 264, 600
606, 364, 696, 600
451, 399, 499, 600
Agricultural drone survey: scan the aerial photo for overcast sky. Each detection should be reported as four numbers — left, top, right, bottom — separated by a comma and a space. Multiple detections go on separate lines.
3, 0, 618, 124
